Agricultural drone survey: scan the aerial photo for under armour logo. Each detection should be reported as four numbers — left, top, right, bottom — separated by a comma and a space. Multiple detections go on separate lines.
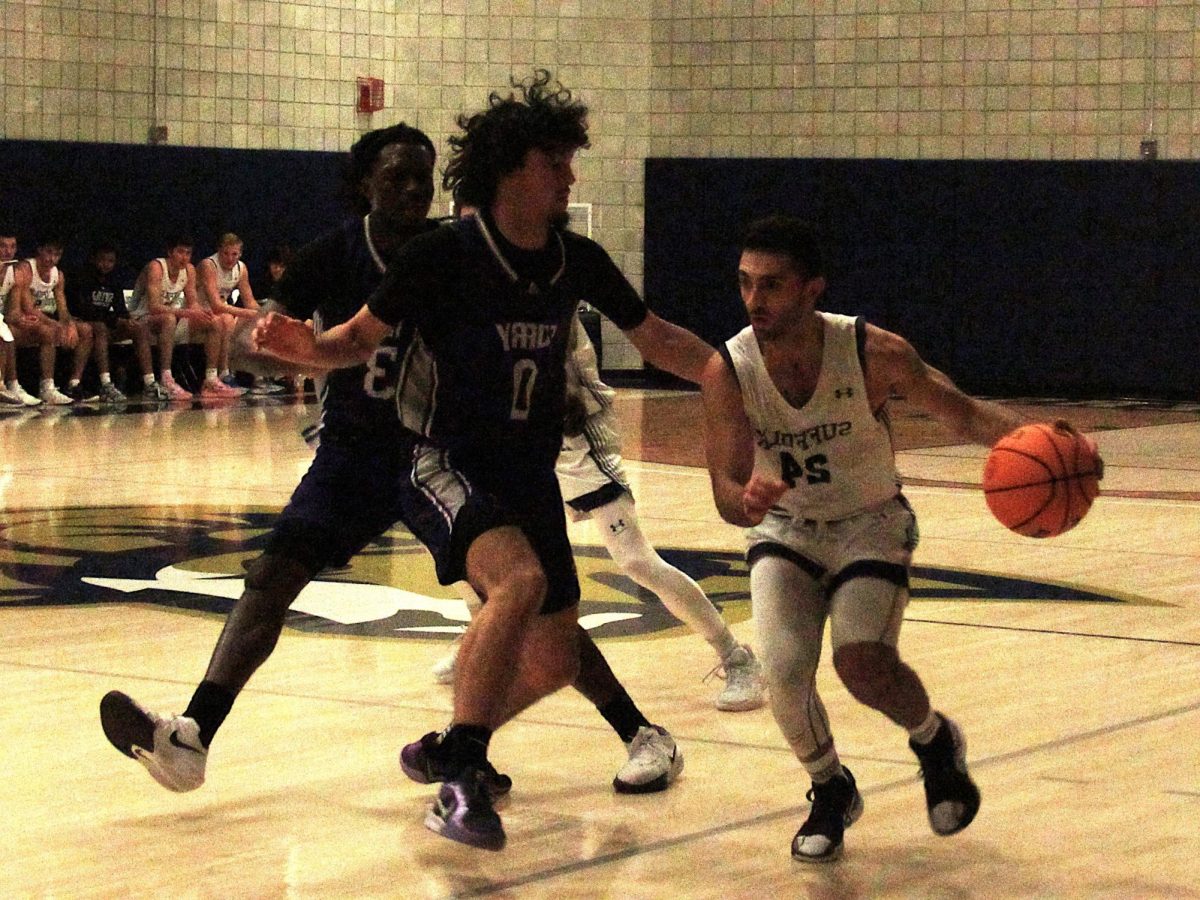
609, 519, 627, 535
835, 387, 854, 398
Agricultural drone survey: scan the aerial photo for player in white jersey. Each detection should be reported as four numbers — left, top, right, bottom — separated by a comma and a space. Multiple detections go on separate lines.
196, 233, 266, 395
433, 313, 765, 711
0, 227, 42, 406
130, 235, 231, 399
13, 237, 86, 404
702, 214, 1071, 863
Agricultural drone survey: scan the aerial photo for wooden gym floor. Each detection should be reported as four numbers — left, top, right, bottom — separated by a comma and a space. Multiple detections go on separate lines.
1, 388, 1198, 898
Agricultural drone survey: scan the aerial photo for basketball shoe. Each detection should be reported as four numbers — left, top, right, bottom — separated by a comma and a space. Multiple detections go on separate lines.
399, 731, 512, 798
99, 382, 127, 403
4, 382, 42, 406
99, 690, 207, 793
424, 768, 506, 851
40, 383, 74, 405
162, 376, 192, 401
709, 644, 765, 711
909, 713, 981, 835
613, 725, 683, 794
791, 767, 864, 863
202, 378, 243, 398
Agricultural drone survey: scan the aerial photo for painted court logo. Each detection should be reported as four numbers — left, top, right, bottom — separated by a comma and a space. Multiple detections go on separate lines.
0, 506, 1158, 641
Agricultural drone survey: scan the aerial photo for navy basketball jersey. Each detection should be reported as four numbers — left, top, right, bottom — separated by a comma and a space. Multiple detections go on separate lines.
368, 213, 648, 471
276, 215, 439, 440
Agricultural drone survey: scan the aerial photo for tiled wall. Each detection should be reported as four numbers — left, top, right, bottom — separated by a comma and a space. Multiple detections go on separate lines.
4, 0, 1197, 368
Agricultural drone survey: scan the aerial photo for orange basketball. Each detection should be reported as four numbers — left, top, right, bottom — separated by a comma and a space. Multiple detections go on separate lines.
982, 423, 1102, 538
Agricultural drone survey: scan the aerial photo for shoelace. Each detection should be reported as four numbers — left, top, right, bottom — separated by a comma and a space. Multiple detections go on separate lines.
701, 660, 728, 685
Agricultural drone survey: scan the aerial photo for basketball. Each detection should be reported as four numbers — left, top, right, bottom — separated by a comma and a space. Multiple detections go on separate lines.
982, 423, 1102, 538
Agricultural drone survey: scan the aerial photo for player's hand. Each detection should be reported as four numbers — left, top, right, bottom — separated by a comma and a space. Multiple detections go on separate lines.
253, 311, 316, 364
742, 473, 788, 526
57, 321, 78, 349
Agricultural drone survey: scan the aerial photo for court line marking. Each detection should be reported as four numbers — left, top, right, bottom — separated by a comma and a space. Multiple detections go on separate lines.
447, 698, 1200, 898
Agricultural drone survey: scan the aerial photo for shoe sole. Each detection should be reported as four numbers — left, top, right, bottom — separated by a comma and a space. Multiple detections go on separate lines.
715, 693, 766, 712
612, 753, 684, 795
423, 806, 506, 851
100, 690, 155, 759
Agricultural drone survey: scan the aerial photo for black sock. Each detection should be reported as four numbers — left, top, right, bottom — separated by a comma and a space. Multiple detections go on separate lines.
595, 688, 651, 744
444, 723, 492, 775
183, 680, 238, 748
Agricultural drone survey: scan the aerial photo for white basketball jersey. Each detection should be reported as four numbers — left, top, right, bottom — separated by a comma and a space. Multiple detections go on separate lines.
725, 311, 900, 521
0, 261, 14, 302
27, 259, 60, 315
131, 258, 187, 316
205, 253, 242, 306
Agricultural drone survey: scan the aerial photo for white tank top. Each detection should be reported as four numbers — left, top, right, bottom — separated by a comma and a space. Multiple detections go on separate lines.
28, 259, 60, 315
0, 262, 14, 302
131, 258, 188, 315
204, 253, 242, 307
724, 311, 900, 521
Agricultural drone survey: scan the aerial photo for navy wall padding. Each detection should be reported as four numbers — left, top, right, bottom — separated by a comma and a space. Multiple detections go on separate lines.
645, 158, 1200, 399
1, 139, 348, 281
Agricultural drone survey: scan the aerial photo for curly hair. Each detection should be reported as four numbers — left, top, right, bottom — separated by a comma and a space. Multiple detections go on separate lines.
343, 121, 437, 215
444, 69, 589, 209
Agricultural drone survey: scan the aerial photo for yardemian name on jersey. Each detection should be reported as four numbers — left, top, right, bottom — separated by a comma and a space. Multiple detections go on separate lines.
496, 321, 559, 352
757, 420, 853, 453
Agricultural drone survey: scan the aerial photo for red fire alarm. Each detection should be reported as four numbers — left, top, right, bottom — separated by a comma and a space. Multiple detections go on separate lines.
357, 77, 385, 113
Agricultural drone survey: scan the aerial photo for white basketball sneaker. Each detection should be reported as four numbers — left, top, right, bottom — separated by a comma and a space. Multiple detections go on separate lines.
430, 639, 460, 685
100, 690, 207, 793
613, 725, 684, 794
710, 644, 766, 711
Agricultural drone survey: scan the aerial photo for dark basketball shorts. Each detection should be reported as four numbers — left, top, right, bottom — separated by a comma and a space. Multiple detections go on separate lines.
267, 436, 408, 574
398, 437, 581, 616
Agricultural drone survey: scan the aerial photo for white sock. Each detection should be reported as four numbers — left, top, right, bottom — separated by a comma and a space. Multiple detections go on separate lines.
7, 380, 20, 392
803, 747, 844, 784
908, 709, 941, 745
205, 368, 218, 383
99, 372, 112, 385
68, 378, 80, 388
143, 373, 156, 386
41, 379, 54, 392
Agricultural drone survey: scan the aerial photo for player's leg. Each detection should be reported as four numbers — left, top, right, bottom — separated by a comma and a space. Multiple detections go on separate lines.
100, 441, 402, 792
589, 491, 764, 711
1, 329, 40, 405
827, 499, 979, 838
66, 320, 97, 400
89, 320, 125, 401
198, 317, 240, 396
750, 547, 863, 863
429, 583, 684, 795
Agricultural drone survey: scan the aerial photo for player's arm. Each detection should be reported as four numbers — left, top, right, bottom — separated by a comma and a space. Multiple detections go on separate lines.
142, 261, 170, 317
53, 272, 72, 325
178, 264, 212, 323
701, 352, 786, 527
234, 267, 259, 314
254, 304, 390, 371
865, 324, 1024, 447
623, 311, 716, 384
10, 264, 39, 324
